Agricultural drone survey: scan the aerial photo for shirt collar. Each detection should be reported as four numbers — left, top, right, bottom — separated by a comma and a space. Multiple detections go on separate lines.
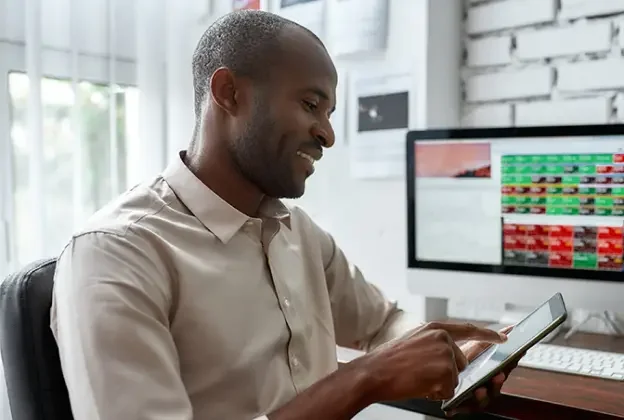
162, 151, 291, 244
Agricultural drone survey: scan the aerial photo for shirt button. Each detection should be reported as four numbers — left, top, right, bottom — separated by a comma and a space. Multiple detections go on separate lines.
283, 298, 291, 308
291, 356, 300, 368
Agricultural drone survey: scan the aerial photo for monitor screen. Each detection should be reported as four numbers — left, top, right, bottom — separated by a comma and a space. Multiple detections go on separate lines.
406, 125, 624, 283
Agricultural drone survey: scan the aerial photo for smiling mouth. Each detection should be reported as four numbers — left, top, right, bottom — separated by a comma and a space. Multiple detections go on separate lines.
296, 150, 316, 165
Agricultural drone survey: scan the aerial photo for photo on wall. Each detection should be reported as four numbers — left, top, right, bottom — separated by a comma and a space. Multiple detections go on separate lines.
233, 0, 262, 10
357, 91, 408, 133
281, 0, 319, 7
415, 142, 492, 178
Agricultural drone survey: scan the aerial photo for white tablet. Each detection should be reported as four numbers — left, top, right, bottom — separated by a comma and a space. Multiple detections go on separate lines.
441, 292, 568, 412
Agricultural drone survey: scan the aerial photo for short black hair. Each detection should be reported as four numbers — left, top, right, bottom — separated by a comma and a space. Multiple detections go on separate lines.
191, 10, 321, 123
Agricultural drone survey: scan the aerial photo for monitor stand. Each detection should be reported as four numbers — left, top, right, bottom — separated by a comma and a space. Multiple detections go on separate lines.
563, 310, 624, 340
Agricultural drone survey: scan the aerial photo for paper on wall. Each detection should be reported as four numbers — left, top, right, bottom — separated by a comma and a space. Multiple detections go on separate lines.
348, 69, 412, 180
232, 0, 268, 11
327, 0, 388, 57
277, 0, 326, 39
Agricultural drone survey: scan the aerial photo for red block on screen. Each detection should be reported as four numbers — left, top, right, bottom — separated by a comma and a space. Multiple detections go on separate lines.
549, 252, 573, 268
503, 224, 519, 234
601, 240, 623, 255
550, 238, 574, 252
597, 240, 616, 255
597, 226, 622, 239
598, 255, 623, 270
525, 224, 547, 236
503, 237, 518, 250
504, 236, 528, 250
548, 225, 574, 238
527, 237, 549, 251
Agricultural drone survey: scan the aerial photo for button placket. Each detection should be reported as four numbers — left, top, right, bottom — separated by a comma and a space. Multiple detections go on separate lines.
243, 218, 262, 240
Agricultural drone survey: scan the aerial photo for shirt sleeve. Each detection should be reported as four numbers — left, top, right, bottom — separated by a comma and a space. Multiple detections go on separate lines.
51, 230, 193, 420
314, 222, 422, 352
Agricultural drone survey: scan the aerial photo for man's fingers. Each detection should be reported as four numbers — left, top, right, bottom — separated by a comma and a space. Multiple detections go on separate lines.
444, 388, 487, 417
461, 341, 493, 362
492, 372, 506, 386
450, 340, 468, 371
444, 373, 507, 417
499, 325, 514, 335
474, 387, 489, 405
432, 322, 508, 343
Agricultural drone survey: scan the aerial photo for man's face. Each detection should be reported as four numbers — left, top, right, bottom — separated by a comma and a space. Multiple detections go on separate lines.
229, 29, 337, 199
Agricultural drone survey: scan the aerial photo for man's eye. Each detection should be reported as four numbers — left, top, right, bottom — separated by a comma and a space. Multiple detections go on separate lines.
303, 100, 317, 111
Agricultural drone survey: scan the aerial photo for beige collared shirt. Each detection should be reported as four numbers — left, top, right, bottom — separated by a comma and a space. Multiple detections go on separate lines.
51, 152, 417, 420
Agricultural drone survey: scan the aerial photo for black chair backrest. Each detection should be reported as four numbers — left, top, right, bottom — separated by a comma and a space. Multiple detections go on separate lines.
0, 259, 73, 420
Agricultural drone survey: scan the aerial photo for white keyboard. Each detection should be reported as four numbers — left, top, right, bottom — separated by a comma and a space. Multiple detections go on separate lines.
519, 343, 624, 381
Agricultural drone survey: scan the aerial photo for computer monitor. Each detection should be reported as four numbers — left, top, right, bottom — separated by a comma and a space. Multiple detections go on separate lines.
406, 124, 624, 312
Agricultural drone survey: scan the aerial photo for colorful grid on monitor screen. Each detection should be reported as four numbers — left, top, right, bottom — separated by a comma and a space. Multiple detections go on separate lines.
502, 223, 624, 271
500, 153, 624, 217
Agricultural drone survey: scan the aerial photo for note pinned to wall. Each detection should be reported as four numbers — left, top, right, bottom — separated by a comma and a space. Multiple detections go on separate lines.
348, 69, 413, 180
277, 0, 326, 39
327, 0, 389, 57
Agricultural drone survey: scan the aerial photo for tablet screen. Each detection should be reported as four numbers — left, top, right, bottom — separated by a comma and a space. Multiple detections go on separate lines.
450, 301, 556, 400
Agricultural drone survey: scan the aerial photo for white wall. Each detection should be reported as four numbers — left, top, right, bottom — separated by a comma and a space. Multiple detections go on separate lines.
463, 0, 624, 127
461, 0, 624, 331
325, 0, 462, 320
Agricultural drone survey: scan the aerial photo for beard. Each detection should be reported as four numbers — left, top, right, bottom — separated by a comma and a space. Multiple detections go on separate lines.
228, 97, 304, 199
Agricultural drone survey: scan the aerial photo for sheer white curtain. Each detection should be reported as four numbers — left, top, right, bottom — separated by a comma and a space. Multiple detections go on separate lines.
1, 0, 140, 274
0, 0, 203, 276
0, 0, 199, 416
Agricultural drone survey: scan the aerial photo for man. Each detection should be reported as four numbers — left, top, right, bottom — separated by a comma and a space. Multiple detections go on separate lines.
51, 10, 513, 420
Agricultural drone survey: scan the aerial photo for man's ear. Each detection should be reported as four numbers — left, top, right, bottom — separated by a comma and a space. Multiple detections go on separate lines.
209, 67, 239, 116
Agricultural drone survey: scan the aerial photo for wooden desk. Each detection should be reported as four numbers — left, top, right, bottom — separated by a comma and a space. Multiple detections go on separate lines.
383, 329, 624, 420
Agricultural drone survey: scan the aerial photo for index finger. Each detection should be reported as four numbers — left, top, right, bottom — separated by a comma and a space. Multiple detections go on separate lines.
436, 322, 508, 343
499, 325, 514, 335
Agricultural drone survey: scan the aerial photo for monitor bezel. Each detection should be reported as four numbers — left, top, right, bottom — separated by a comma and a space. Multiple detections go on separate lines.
406, 123, 624, 283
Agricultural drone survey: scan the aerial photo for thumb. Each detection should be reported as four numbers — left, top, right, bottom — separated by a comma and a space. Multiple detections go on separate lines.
461, 341, 491, 362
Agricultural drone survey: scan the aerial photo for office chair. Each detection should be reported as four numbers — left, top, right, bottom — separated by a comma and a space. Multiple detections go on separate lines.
0, 259, 73, 420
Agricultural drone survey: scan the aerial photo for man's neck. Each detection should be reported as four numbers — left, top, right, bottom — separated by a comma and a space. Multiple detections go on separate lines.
183, 148, 264, 217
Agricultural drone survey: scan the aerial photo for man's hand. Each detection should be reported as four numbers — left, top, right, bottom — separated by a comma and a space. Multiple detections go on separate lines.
444, 325, 521, 417
357, 322, 507, 403
267, 321, 507, 420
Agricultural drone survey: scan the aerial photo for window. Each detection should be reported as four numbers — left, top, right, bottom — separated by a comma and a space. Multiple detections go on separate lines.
7, 73, 139, 267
